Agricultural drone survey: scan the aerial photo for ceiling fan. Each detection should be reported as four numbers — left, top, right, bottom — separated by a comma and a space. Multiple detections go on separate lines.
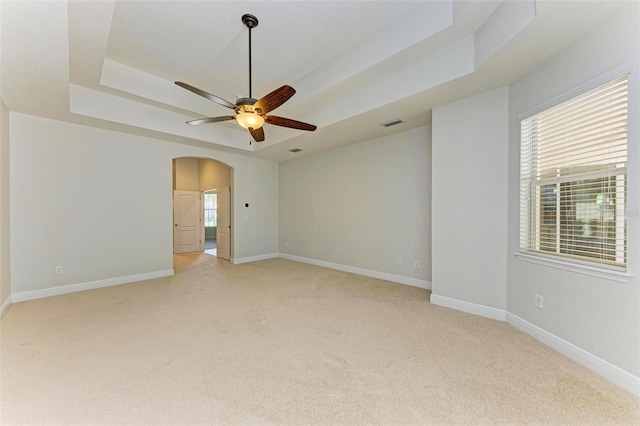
175, 14, 317, 143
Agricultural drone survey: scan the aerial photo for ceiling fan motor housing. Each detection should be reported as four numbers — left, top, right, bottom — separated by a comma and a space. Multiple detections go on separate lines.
236, 97, 260, 114
236, 97, 258, 107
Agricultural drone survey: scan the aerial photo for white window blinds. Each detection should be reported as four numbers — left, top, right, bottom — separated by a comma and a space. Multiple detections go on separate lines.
520, 75, 628, 270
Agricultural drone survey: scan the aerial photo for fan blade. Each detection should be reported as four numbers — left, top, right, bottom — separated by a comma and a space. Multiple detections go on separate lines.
186, 116, 235, 125
249, 127, 265, 142
264, 115, 317, 131
253, 85, 296, 114
175, 82, 236, 110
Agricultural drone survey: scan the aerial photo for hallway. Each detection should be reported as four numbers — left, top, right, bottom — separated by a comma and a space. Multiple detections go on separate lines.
204, 239, 216, 256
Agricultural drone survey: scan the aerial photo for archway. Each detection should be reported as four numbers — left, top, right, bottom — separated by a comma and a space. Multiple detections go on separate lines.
172, 157, 234, 263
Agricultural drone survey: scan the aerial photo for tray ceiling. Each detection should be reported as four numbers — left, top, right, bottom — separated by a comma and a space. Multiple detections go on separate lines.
1, 1, 632, 161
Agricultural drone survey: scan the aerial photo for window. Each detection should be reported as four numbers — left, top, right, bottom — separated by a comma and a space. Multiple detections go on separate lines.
520, 75, 628, 271
204, 193, 217, 227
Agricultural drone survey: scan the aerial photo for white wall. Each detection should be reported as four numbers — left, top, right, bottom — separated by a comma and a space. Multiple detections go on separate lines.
9, 113, 279, 294
235, 158, 279, 259
507, 6, 640, 377
0, 100, 10, 311
279, 126, 431, 285
431, 87, 509, 311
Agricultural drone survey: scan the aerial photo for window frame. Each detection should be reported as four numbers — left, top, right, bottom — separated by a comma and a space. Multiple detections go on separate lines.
516, 64, 635, 283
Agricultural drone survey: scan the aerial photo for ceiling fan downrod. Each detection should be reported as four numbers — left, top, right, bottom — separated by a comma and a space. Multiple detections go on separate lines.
242, 14, 259, 99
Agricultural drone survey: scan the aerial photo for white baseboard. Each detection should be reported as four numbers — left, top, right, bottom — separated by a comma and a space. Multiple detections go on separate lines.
430, 294, 639, 395
507, 312, 640, 397
279, 253, 431, 290
10, 269, 175, 303
232, 253, 280, 264
429, 294, 507, 321
0, 295, 11, 319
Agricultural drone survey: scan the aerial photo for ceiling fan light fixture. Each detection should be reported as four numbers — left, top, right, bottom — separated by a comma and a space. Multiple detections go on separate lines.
236, 112, 265, 130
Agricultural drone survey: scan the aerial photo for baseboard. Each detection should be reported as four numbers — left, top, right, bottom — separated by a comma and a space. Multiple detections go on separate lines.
0, 295, 11, 319
10, 269, 175, 303
429, 294, 507, 321
232, 253, 280, 264
429, 294, 639, 395
507, 312, 640, 397
279, 253, 431, 290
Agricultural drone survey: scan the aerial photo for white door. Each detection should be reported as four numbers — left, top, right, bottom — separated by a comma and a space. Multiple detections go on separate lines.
216, 186, 231, 260
173, 190, 201, 254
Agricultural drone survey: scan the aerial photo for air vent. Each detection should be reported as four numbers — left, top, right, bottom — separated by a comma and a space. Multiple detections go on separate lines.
289, 148, 303, 153
380, 118, 404, 127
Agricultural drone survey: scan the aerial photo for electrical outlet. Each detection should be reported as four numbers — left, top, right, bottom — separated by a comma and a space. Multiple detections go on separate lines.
55, 266, 64, 275
396, 259, 402, 266
535, 294, 543, 309
285, 242, 289, 248
414, 260, 420, 269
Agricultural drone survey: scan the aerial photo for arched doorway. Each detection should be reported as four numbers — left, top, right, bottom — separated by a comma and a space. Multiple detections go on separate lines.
172, 157, 233, 261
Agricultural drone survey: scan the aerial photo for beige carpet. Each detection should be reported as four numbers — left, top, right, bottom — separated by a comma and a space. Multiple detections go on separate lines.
1, 253, 638, 425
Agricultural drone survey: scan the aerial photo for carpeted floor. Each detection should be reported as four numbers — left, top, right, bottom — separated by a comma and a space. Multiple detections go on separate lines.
1, 253, 638, 425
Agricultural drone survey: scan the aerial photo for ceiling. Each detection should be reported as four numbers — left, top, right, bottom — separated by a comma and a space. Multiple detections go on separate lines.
1, 1, 633, 161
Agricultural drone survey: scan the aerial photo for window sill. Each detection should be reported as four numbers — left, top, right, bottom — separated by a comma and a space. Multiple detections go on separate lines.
514, 252, 633, 283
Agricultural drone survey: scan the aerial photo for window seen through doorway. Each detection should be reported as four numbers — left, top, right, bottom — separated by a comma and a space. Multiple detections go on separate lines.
204, 193, 217, 227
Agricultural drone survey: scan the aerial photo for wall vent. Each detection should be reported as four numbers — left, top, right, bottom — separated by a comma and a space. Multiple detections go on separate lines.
289, 148, 303, 153
380, 118, 404, 127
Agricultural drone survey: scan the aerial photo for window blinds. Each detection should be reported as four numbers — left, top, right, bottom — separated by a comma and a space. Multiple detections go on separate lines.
520, 75, 628, 269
